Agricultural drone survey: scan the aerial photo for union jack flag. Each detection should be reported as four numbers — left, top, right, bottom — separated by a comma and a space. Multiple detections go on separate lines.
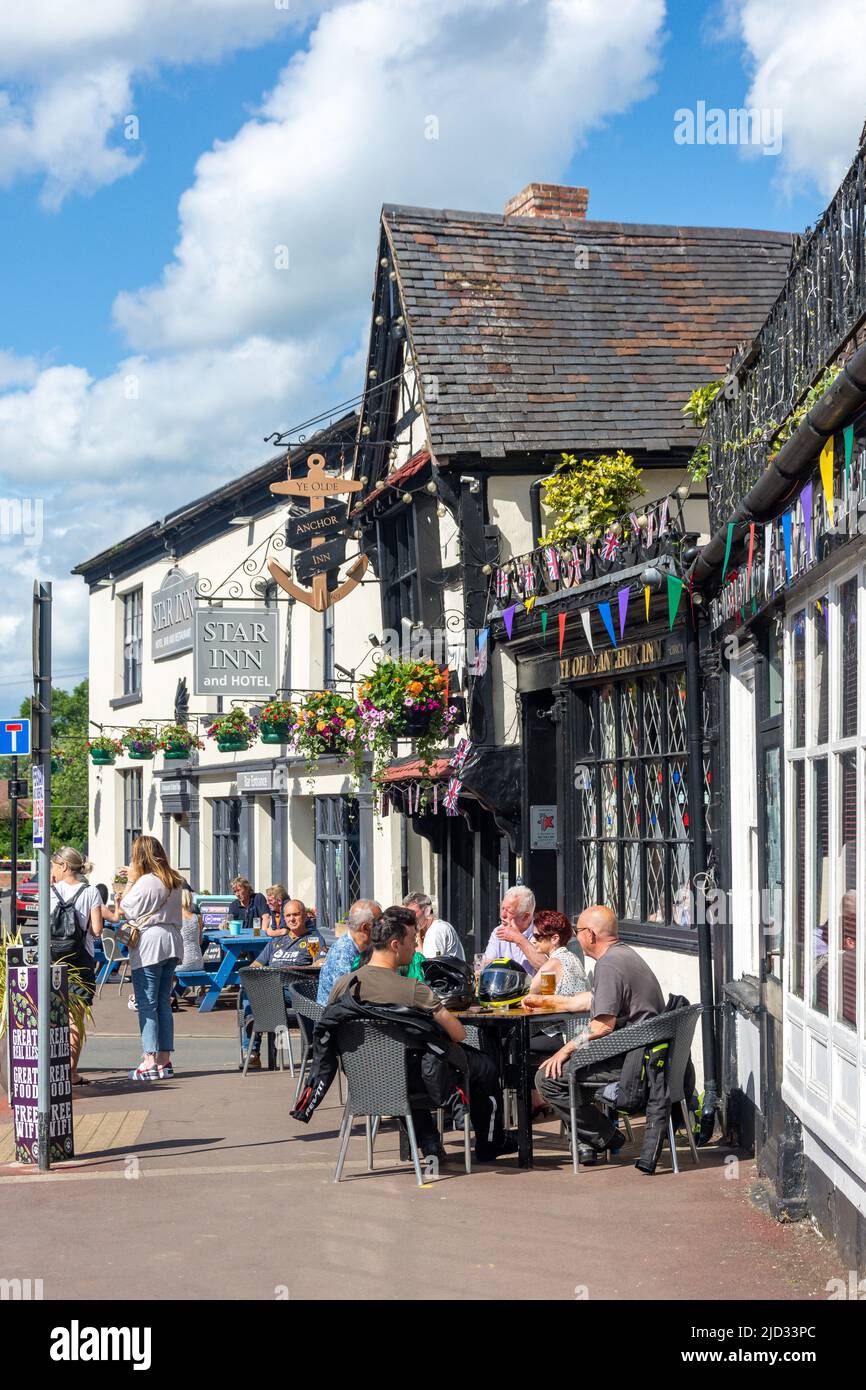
544, 546, 560, 584
523, 563, 536, 595
495, 567, 510, 599
646, 510, 655, 546
570, 544, 582, 584
602, 532, 620, 562
659, 497, 669, 534
444, 776, 462, 815
450, 737, 472, 771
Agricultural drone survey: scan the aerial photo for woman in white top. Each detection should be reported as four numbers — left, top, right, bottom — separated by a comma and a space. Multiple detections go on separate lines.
120, 835, 184, 1082
50, 846, 104, 1085
525, 910, 589, 1050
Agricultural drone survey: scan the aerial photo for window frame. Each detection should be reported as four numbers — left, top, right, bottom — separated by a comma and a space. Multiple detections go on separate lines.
122, 767, 143, 863
377, 506, 420, 633
122, 587, 143, 697
211, 796, 241, 894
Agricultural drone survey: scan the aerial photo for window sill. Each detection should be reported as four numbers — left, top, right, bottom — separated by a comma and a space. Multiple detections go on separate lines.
617, 922, 700, 954
109, 692, 143, 710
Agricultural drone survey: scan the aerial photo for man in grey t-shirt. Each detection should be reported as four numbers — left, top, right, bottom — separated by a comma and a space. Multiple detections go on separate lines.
527, 905, 664, 1163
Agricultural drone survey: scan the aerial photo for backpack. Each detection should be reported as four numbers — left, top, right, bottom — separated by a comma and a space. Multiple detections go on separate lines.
50, 884, 88, 964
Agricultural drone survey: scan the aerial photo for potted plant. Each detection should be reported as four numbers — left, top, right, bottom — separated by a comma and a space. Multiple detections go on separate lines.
120, 726, 159, 760
358, 659, 458, 777
258, 699, 295, 745
206, 706, 258, 753
157, 724, 204, 761
290, 690, 362, 775
87, 735, 123, 766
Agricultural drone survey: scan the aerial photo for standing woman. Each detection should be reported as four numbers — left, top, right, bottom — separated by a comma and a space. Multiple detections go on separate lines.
49, 847, 104, 1086
121, 835, 184, 1082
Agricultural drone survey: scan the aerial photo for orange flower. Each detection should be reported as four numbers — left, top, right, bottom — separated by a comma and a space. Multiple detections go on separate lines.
345, 718, 356, 729
316, 720, 327, 732
407, 680, 424, 695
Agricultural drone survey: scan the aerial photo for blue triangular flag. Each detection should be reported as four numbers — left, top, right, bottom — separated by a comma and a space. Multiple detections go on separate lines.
599, 601, 617, 647
781, 511, 793, 585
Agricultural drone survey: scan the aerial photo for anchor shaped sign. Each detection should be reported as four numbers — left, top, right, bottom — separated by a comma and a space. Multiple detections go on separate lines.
268, 452, 368, 612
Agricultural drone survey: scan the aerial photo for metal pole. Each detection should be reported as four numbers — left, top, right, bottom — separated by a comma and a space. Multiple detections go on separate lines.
34, 582, 52, 1172
9, 754, 18, 934
685, 609, 719, 1121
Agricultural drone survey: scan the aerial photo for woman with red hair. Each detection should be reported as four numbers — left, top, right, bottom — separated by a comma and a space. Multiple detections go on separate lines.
526, 910, 588, 1056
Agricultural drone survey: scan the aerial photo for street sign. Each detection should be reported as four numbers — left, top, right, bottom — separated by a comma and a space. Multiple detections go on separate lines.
285, 503, 348, 548
7, 779, 28, 799
0, 719, 30, 755
31, 764, 45, 849
295, 536, 348, 581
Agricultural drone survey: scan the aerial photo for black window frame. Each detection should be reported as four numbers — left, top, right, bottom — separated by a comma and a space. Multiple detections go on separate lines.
122, 767, 143, 863
755, 613, 785, 980
377, 507, 420, 633
212, 796, 241, 894
122, 588, 143, 696
315, 794, 360, 938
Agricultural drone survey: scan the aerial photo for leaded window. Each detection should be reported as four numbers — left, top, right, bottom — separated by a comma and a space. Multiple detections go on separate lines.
574, 671, 694, 930
315, 795, 360, 937
212, 797, 241, 893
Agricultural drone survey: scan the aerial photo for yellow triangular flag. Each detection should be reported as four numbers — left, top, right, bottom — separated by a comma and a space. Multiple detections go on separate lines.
819, 439, 835, 525
644, 585, 650, 622
524, 597, 536, 613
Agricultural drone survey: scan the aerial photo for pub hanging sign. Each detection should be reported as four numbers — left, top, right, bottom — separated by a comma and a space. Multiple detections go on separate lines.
193, 609, 279, 695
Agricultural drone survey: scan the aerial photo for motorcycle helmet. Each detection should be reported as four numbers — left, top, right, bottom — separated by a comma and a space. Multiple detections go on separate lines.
477, 958, 530, 1007
420, 956, 476, 1012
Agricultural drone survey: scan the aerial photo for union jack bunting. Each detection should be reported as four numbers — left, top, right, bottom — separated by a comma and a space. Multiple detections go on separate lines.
444, 776, 462, 815
659, 497, 670, 533
629, 511, 641, 539
544, 545, 561, 584
602, 531, 620, 562
523, 563, 536, 595
495, 566, 510, 599
570, 543, 583, 583
646, 509, 654, 546
450, 737, 473, 771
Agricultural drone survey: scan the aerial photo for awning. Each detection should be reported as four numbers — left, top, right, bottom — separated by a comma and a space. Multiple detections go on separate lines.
376, 754, 452, 784
353, 450, 431, 515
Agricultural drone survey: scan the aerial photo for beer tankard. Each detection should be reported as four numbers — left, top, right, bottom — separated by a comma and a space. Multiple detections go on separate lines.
539, 969, 557, 1005
252, 917, 261, 937
307, 937, 320, 962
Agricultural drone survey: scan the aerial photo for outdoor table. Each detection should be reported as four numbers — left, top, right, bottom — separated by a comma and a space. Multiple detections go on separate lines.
455, 1004, 579, 1169
197, 930, 268, 1013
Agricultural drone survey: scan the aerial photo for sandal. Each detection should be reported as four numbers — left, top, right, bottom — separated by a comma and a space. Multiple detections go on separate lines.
128, 1066, 160, 1082
71, 1075, 91, 1086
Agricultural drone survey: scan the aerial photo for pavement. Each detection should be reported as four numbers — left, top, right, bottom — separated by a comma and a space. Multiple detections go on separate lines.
0, 982, 846, 1301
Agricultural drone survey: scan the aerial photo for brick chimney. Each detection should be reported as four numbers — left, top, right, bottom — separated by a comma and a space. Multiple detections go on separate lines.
504, 182, 589, 220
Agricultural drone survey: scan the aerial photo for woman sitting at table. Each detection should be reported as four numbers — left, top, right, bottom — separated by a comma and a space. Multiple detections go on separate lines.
261, 883, 291, 936
525, 911, 588, 1057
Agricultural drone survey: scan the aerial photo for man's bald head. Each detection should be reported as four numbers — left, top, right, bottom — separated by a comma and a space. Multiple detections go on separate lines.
576, 905, 619, 956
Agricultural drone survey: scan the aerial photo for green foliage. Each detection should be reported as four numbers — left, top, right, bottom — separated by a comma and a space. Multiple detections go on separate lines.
719, 365, 844, 459
0, 680, 89, 860
683, 379, 725, 482
540, 450, 644, 545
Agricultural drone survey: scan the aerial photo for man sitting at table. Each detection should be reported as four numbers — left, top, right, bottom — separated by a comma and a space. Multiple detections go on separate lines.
245, 900, 326, 1068
317, 899, 380, 1005
329, 906, 517, 1165
230, 876, 270, 933
527, 905, 664, 1166
480, 886, 547, 976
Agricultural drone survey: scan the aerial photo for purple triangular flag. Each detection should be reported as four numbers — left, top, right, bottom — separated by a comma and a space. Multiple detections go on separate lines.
599, 601, 617, 647
618, 586, 630, 641
503, 604, 516, 639
801, 481, 813, 560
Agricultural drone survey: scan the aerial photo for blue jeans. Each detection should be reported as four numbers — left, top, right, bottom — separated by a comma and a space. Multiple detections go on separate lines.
132, 958, 179, 1055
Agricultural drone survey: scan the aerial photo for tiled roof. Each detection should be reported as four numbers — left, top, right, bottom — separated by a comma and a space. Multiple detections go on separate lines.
382, 205, 793, 458
377, 754, 452, 783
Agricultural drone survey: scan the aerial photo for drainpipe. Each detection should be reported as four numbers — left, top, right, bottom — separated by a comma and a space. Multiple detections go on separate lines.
685, 614, 719, 1126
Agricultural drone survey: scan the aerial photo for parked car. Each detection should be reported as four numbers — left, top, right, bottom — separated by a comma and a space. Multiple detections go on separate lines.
15, 875, 39, 929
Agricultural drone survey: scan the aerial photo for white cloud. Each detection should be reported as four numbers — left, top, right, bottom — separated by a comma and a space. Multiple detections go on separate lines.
0, 350, 40, 391
731, 0, 866, 197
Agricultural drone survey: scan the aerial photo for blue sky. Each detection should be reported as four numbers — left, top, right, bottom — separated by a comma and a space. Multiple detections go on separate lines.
0, 0, 862, 705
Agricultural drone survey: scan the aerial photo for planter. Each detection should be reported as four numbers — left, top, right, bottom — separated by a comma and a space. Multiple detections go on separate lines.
163, 745, 192, 761
397, 707, 435, 738
90, 751, 116, 766
217, 737, 249, 753
260, 721, 290, 745
127, 750, 154, 760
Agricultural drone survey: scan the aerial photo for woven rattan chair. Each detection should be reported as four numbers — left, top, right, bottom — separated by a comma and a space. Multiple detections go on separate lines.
333, 1021, 437, 1186
238, 968, 295, 1077
287, 978, 344, 1108
564, 1005, 700, 1174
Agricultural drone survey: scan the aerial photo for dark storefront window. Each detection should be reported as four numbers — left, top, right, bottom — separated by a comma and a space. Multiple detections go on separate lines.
315, 795, 360, 937
212, 797, 241, 893
123, 768, 143, 862
378, 509, 419, 632
574, 670, 693, 930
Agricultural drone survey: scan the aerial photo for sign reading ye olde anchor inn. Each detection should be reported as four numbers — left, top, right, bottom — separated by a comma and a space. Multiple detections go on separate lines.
193, 609, 279, 696
151, 569, 197, 661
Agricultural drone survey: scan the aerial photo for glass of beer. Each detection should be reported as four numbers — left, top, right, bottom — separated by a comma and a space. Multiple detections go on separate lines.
539, 970, 557, 1006
307, 938, 320, 962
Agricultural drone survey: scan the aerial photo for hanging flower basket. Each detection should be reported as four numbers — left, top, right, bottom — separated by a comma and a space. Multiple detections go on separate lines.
358, 659, 459, 779
157, 724, 204, 761
259, 699, 295, 745
88, 736, 123, 767
206, 707, 258, 754
121, 726, 159, 761
289, 691, 362, 778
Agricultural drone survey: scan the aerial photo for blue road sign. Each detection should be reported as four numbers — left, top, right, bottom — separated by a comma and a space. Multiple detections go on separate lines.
0, 719, 30, 756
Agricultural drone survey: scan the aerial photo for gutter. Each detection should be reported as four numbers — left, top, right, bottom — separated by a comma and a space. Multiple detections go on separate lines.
690, 340, 866, 588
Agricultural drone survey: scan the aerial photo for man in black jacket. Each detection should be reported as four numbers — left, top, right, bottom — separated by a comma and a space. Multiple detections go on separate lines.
298, 906, 516, 1165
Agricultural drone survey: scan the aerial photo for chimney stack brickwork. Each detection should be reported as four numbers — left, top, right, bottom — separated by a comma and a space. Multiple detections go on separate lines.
504, 182, 589, 221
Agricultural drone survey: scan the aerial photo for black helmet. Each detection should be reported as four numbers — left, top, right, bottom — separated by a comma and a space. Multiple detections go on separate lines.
478, 958, 530, 1007
420, 955, 476, 1012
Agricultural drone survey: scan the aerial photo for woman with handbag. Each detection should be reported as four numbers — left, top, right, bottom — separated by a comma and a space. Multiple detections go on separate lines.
119, 835, 184, 1082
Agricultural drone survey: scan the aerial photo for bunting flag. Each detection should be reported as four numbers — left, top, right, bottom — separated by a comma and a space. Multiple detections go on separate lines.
502, 604, 516, 639
558, 611, 567, 654
646, 509, 655, 546
722, 521, 735, 581
667, 574, 684, 629
477, 627, 489, 652
763, 522, 772, 598
644, 585, 651, 622
524, 596, 536, 613
602, 531, 620, 563
495, 567, 509, 599
782, 510, 793, 584
746, 523, 756, 591
580, 609, 595, 654
618, 586, 630, 640
544, 546, 561, 584
843, 423, 854, 493
540, 609, 549, 637
659, 497, 670, 534
450, 738, 473, 771
524, 563, 537, 596
801, 481, 813, 560
570, 543, 582, 584
599, 601, 617, 647
444, 776, 462, 815
629, 511, 641, 539
819, 438, 835, 524
585, 542, 592, 573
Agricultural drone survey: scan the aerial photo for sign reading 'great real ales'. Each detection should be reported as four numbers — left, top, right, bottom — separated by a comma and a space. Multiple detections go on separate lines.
193, 609, 279, 696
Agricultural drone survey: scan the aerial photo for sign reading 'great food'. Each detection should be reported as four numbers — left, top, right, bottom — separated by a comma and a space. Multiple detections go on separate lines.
193, 609, 279, 695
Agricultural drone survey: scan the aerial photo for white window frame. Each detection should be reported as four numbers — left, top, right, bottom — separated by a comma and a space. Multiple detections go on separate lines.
782, 550, 866, 1181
